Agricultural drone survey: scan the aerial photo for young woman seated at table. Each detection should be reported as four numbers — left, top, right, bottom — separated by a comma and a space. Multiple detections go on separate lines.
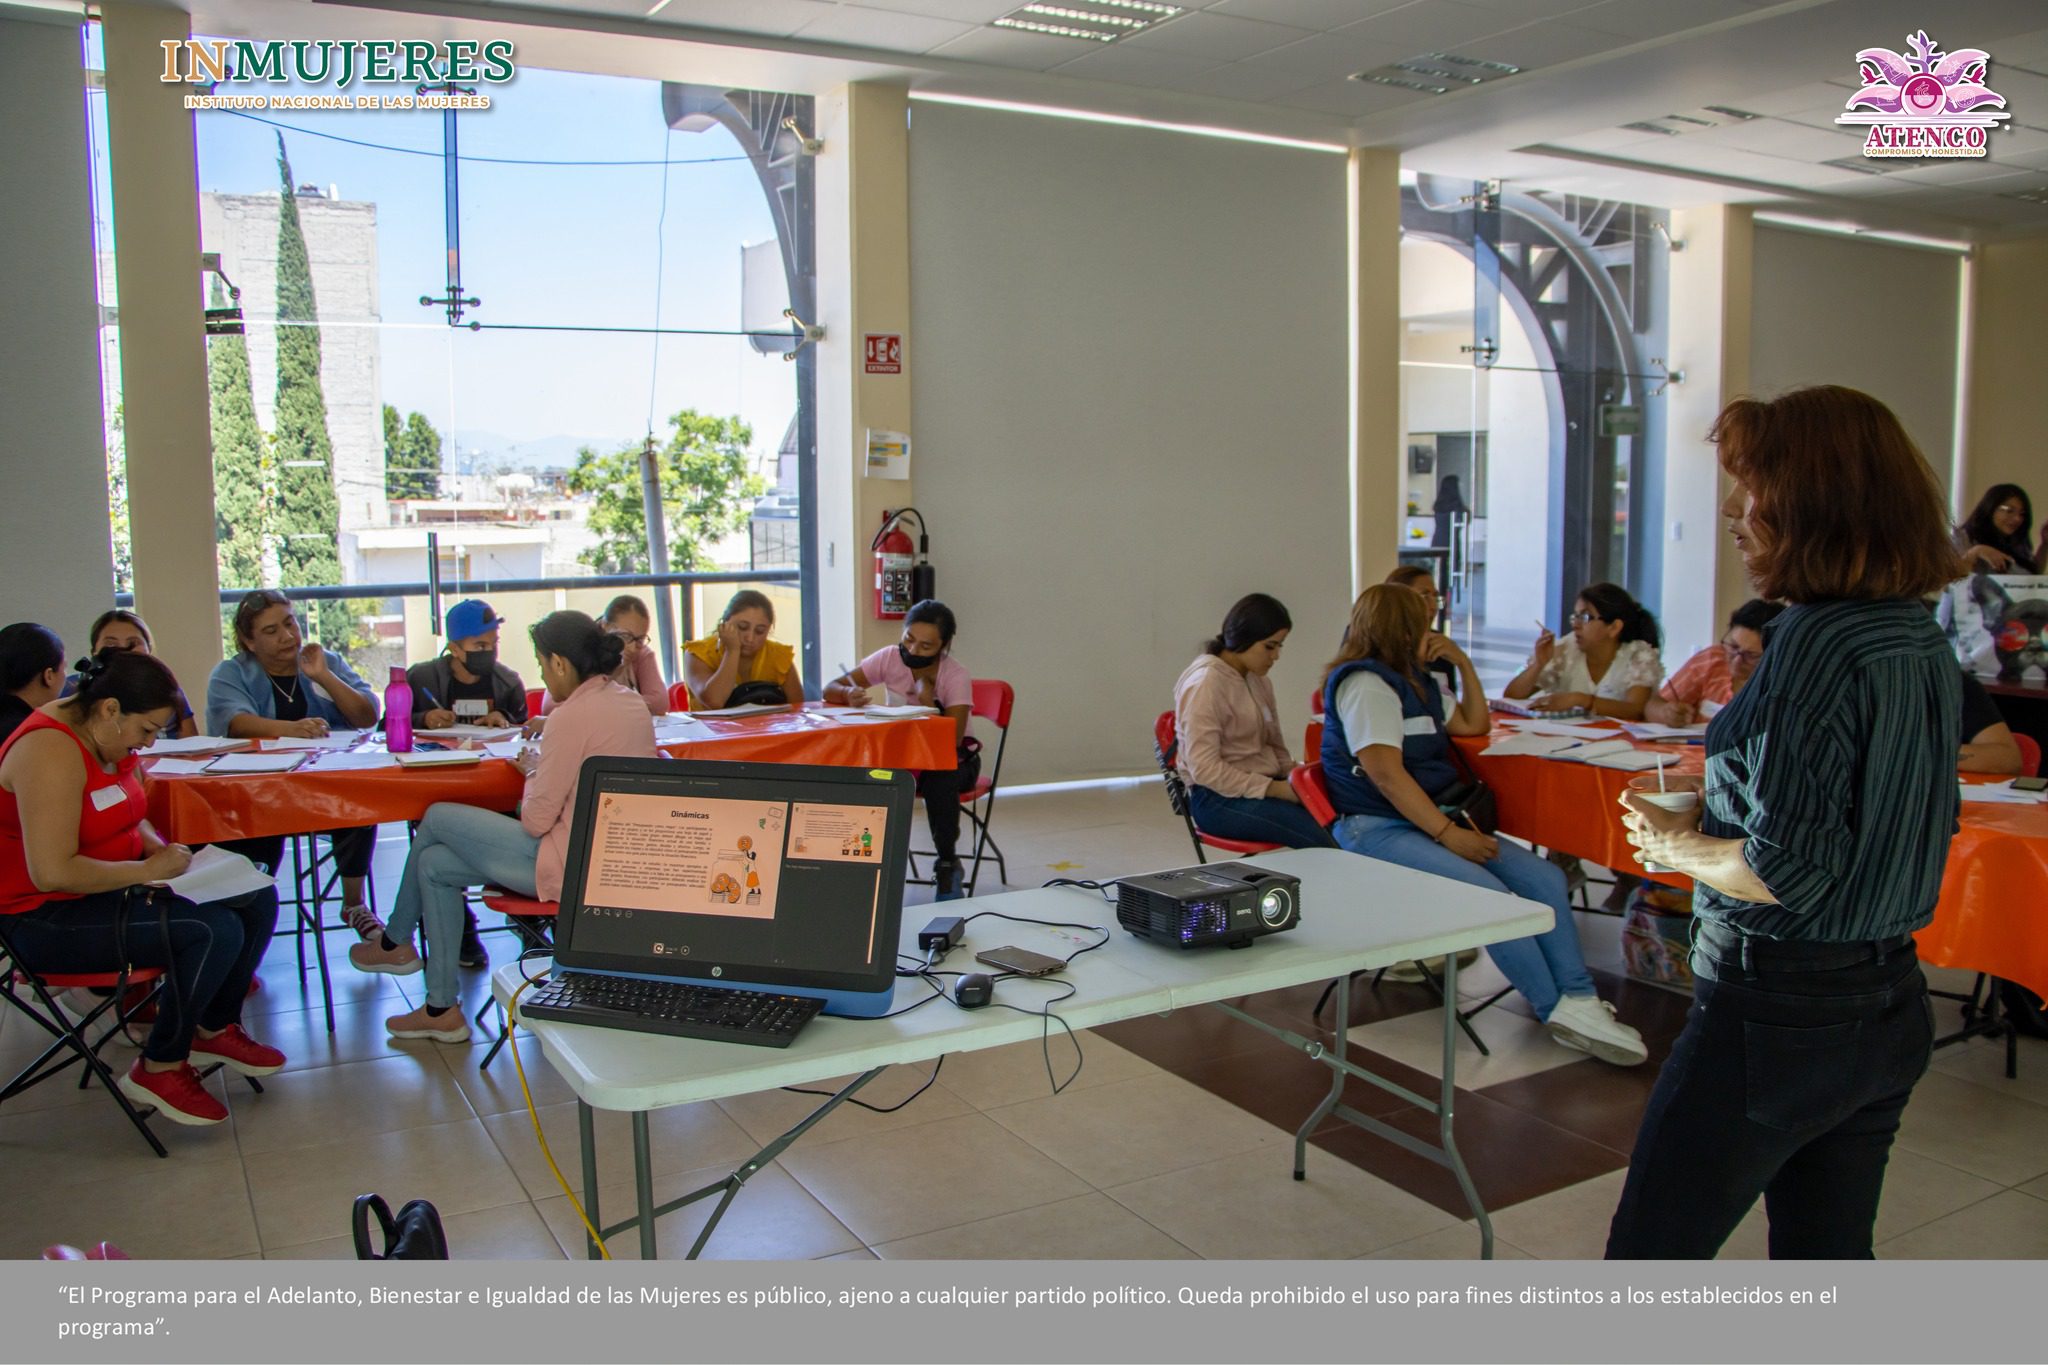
534, 594, 667, 722
407, 598, 528, 731
205, 590, 383, 944
824, 600, 980, 899
1321, 585, 1646, 1066
1954, 483, 2040, 574
684, 590, 803, 710
57, 611, 199, 740
0, 650, 284, 1124
1503, 582, 1665, 721
349, 611, 657, 1041
1643, 599, 1784, 726
1169, 593, 1333, 851
1958, 668, 2024, 775
0, 623, 67, 745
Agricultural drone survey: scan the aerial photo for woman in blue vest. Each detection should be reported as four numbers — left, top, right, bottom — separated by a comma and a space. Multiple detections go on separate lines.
1320, 585, 1646, 1066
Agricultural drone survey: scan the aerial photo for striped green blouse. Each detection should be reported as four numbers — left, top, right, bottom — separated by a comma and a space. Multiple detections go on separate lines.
1696, 598, 1961, 941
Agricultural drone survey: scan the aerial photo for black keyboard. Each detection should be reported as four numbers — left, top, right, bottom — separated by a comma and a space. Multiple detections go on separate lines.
520, 973, 823, 1049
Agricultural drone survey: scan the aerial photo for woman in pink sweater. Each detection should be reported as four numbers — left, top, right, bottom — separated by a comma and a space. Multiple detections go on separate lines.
351, 611, 656, 1042
1172, 594, 1333, 849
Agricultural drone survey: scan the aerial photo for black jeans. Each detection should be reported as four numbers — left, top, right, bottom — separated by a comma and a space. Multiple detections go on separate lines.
5, 886, 279, 1064
916, 747, 981, 862
1606, 922, 1934, 1259
221, 825, 376, 883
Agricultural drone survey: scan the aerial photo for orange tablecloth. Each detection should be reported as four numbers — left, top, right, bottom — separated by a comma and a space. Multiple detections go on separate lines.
1457, 727, 2048, 1001
144, 710, 957, 845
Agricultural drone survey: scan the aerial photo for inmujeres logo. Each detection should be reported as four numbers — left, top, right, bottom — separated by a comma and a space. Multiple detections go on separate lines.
159, 39, 514, 111
1836, 29, 2008, 158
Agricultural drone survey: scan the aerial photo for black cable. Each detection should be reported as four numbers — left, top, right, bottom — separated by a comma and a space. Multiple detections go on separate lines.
783, 1056, 944, 1114
962, 906, 1113, 966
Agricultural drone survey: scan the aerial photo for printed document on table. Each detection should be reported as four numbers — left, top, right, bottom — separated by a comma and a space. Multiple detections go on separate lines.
142, 735, 247, 757
265, 731, 363, 751
207, 752, 307, 774
155, 847, 275, 904
314, 750, 399, 771
145, 758, 214, 776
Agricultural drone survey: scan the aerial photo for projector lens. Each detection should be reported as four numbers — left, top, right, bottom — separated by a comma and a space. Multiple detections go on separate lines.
1259, 889, 1289, 926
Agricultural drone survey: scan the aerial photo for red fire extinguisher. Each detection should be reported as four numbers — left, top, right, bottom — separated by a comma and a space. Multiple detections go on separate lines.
872, 508, 932, 620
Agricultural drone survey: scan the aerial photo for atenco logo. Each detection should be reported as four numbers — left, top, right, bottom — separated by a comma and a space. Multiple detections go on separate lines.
1836, 29, 2008, 159
158, 39, 516, 88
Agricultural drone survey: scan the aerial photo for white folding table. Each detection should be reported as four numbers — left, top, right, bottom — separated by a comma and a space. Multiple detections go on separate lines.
489, 847, 1550, 1260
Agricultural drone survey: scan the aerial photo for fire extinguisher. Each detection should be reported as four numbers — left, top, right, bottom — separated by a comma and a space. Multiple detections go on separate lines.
872, 508, 933, 620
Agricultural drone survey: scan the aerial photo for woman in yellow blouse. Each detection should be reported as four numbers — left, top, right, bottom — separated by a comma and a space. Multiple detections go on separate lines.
683, 590, 804, 709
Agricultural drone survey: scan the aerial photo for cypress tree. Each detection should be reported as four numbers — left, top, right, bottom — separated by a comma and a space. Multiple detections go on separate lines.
401, 412, 443, 500
207, 277, 268, 591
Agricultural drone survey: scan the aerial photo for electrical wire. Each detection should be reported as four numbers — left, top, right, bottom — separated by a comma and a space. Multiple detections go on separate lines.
645, 127, 674, 440
505, 950, 611, 1260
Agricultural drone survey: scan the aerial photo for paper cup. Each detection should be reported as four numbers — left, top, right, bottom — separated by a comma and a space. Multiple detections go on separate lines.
1637, 790, 1699, 874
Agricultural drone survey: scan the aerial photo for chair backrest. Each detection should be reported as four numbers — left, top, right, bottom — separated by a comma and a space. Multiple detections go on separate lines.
1288, 761, 1339, 830
1304, 719, 1324, 759
525, 688, 545, 718
2019, 732, 2042, 779
1309, 685, 1324, 717
667, 681, 692, 712
970, 678, 1013, 729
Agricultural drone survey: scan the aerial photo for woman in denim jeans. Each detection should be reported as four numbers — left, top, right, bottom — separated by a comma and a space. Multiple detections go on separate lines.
1609, 385, 1966, 1258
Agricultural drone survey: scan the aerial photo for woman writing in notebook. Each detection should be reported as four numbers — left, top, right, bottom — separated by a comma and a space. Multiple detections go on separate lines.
349, 611, 656, 1043
1501, 583, 1665, 721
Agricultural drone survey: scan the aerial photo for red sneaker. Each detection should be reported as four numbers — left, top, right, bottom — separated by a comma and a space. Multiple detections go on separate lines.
189, 1024, 285, 1077
116, 1060, 228, 1126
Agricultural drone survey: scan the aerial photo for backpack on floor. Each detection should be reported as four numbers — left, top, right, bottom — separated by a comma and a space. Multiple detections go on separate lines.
352, 1194, 449, 1260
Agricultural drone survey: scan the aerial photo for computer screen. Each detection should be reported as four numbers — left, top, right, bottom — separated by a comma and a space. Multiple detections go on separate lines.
553, 757, 915, 1002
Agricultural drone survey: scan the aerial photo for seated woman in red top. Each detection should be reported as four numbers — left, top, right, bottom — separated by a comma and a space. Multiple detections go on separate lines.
0, 651, 284, 1127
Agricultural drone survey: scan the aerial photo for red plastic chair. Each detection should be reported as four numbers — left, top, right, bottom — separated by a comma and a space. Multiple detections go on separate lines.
2018, 733, 2041, 778
1309, 686, 1324, 717
1304, 719, 1324, 760
1152, 710, 1282, 863
667, 681, 691, 713
524, 688, 546, 719
911, 681, 1016, 895
471, 889, 559, 1070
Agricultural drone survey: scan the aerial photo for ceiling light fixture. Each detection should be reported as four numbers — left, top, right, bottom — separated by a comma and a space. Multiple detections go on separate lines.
1351, 52, 1524, 94
992, 16, 1116, 40
992, 0, 1181, 42
645, 0, 672, 14
907, 90, 1346, 154
1620, 121, 1683, 136
1753, 211, 1972, 254
1702, 105, 1761, 121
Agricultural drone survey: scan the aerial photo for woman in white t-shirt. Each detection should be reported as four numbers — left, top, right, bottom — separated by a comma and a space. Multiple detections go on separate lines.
1503, 582, 1665, 721
824, 600, 977, 901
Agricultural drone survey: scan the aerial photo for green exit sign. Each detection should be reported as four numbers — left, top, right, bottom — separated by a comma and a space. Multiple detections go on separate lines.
1599, 404, 1644, 437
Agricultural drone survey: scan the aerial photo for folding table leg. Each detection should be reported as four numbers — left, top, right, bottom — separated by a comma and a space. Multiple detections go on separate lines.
1438, 953, 1493, 1259
632, 1112, 658, 1260
578, 1102, 602, 1261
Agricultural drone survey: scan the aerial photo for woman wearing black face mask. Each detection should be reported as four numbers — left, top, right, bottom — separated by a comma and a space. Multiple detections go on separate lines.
825, 600, 978, 900
408, 599, 530, 732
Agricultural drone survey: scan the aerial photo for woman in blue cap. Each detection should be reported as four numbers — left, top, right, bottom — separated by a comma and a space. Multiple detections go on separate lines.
406, 599, 529, 732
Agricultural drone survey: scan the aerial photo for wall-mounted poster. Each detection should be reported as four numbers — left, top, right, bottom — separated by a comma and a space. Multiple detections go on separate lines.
1938, 572, 2048, 680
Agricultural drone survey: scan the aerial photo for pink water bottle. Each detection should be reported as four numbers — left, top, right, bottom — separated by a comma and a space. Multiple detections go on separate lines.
384, 666, 414, 753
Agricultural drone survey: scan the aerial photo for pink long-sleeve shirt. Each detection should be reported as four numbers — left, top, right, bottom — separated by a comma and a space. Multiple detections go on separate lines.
523, 676, 658, 901
1171, 654, 1293, 801
540, 647, 668, 716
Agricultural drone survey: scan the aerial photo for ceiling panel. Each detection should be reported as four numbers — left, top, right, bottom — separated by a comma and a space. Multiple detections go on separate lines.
1205, 0, 1415, 30
1049, 44, 1228, 90
1170, 60, 1334, 101
1268, 74, 1433, 116
846, 0, 1019, 19
1691, 117, 1869, 161
1452, 20, 1625, 69
922, 26, 1101, 69
1334, 0, 1522, 50
1566, 0, 1757, 42
1239, 29, 1411, 79
1446, 0, 1607, 25
791, 4, 974, 51
648, 0, 838, 35
1120, 10, 1316, 61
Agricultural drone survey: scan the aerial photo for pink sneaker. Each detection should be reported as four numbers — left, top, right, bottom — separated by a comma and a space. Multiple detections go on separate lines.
385, 1003, 470, 1044
116, 1060, 228, 1126
349, 937, 422, 976
189, 1024, 285, 1077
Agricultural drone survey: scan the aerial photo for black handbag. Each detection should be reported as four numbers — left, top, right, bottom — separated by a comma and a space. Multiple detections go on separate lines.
1432, 709, 1498, 836
723, 680, 790, 708
352, 1194, 449, 1260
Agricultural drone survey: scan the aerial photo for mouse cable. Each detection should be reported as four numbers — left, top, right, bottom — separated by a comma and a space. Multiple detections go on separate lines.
963, 907, 1113, 966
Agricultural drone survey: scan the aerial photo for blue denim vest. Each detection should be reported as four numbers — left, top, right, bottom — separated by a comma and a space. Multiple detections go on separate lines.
1320, 659, 1457, 820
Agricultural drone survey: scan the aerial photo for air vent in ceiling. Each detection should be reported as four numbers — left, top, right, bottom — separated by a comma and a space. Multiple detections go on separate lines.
1621, 121, 1684, 136
1702, 105, 1762, 121
992, 0, 1182, 42
1999, 185, 2048, 205
1350, 52, 1523, 94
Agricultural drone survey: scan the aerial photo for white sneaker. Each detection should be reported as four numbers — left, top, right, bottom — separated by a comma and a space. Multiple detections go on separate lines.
1545, 995, 1648, 1066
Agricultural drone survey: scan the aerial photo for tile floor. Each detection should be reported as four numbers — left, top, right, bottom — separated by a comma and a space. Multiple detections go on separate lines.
1, 784, 2042, 1261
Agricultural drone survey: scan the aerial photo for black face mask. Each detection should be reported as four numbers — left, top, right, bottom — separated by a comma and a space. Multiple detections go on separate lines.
463, 648, 498, 676
898, 645, 941, 672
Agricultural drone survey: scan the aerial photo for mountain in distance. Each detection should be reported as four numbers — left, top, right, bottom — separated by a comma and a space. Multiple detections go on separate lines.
444, 430, 639, 471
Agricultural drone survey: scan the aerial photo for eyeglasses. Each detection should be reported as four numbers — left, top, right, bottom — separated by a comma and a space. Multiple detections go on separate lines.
1569, 611, 1602, 625
1996, 503, 2026, 516
609, 631, 648, 647
1721, 638, 1763, 665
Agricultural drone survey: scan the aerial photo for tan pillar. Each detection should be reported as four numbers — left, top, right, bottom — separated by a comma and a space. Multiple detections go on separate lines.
1350, 148, 1402, 595
1962, 237, 2048, 501
100, 3, 224, 703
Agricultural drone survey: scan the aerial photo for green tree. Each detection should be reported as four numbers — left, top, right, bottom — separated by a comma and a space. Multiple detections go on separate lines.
208, 278, 268, 590
105, 405, 132, 597
271, 133, 351, 645
566, 410, 764, 574
381, 403, 405, 500
401, 412, 443, 500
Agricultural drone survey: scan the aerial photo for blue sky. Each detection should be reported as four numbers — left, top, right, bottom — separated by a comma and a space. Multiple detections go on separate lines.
91, 40, 796, 471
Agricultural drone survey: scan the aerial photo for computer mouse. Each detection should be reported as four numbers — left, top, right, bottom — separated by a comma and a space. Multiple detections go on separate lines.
952, 972, 994, 1009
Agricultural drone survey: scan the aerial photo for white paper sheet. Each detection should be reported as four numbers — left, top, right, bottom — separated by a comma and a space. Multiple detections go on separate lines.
154, 847, 276, 904
394, 749, 485, 767
1619, 722, 1709, 741
1960, 780, 2048, 804
1584, 749, 1678, 772
1480, 733, 1584, 758
312, 751, 399, 772
863, 704, 939, 718
206, 752, 306, 774
1544, 739, 1639, 764
483, 740, 530, 759
428, 724, 522, 742
144, 758, 214, 776
141, 735, 247, 757
1521, 721, 1619, 740
264, 732, 362, 751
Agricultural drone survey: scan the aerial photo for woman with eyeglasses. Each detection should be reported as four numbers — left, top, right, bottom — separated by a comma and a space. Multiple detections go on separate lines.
1644, 599, 1784, 726
1954, 483, 2038, 574
534, 595, 668, 725
1385, 565, 1457, 696
1503, 583, 1665, 721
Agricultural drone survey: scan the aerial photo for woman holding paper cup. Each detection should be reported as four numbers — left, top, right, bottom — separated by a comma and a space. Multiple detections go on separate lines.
1320, 586, 1646, 1066
824, 600, 978, 900
0, 649, 284, 1126
1607, 385, 1966, 1260
350, 611, 655, 1042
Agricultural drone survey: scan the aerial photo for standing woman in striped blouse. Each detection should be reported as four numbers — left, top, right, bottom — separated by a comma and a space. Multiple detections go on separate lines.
1606, 386, 1966, 1258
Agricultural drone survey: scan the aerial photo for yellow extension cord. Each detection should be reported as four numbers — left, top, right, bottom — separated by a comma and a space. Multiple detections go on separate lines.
506, 975, 612, 1260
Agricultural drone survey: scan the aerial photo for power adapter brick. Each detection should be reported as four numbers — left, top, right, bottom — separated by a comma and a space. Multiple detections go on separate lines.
918, 915, 966, 952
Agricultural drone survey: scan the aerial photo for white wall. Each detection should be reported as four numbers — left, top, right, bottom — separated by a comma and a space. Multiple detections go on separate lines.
1482, 314, 1553, 631
907, 104, 1349, 783
1750, 225, 1959, 494
0, 9, 118, 640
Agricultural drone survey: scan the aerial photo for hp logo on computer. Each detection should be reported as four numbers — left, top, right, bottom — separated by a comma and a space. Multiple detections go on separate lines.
711, 966, 723, 977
